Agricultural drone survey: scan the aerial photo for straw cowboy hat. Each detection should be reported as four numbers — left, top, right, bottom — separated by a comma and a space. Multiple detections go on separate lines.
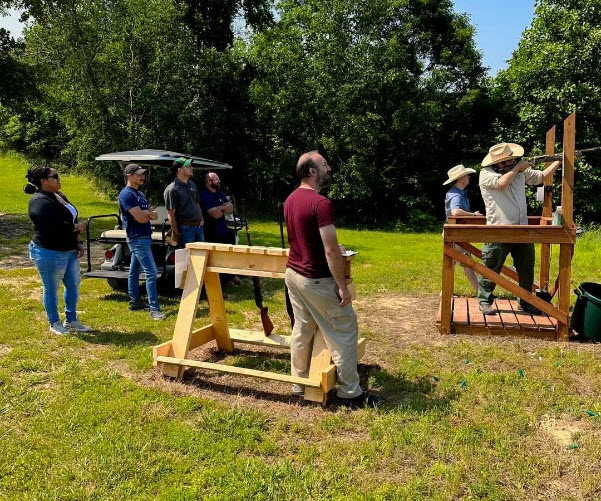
443, 164, 477, 185
481, 142, 524, 167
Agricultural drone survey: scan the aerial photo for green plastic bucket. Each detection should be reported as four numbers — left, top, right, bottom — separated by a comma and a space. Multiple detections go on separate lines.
570, 282, 601, 340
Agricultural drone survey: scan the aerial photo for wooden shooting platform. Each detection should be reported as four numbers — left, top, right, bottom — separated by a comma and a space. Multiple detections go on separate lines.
152, 242, 365, 406
437, 113, 578, 341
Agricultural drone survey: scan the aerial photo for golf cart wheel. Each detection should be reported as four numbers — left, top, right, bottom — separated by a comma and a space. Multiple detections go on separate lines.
107, 278, 128, 292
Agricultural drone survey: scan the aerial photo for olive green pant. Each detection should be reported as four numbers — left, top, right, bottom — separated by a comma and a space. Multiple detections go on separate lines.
477, 243, 535, 307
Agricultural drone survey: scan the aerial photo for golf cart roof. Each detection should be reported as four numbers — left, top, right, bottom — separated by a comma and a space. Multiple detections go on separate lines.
95, 149, 232, 169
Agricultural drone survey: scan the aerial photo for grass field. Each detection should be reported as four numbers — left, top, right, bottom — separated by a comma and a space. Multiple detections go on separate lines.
1, 151, 601, 499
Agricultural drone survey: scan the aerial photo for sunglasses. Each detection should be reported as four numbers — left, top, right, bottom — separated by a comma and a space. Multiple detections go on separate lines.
47, 173, 60, 180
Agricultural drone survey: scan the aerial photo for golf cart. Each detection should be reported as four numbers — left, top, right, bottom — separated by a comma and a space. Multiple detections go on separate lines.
83, 149, 243, 293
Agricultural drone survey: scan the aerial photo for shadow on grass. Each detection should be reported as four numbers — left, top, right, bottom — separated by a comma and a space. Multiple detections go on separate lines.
74, 329, 160, 347
176, 346, 457, 412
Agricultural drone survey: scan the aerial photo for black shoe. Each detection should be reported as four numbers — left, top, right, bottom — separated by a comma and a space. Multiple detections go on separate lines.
128, 301, 149, 311
479, 303, 496, 315
339, 392, 380, 409
518, 302, 542, 316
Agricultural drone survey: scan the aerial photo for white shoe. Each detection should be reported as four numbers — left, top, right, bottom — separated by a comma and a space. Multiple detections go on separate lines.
149, 310, 165, 321
64, 320, 92, 332
50, 321, 69, 335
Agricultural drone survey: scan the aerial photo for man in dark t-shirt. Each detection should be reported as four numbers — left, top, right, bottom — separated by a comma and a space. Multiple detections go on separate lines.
284, 151, 378, 409
118, 164, 164, 320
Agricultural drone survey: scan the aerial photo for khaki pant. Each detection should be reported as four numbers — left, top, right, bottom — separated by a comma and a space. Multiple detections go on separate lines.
285, 268, 362, 398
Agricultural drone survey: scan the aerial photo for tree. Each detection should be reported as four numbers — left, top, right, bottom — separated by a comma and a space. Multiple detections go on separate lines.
247, 0, 490, 225
495, 0, 601, 222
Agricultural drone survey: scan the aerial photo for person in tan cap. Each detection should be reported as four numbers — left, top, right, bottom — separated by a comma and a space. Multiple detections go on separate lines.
477, 143, 561, 315
443, 165, 482, 292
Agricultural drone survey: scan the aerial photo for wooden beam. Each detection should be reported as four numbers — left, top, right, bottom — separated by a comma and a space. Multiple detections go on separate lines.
304, 328, 332, 405
444, 225, 576, 244
204, 270, 234, 352
357, 337, 367, 361
557, 244, 573, 341
228, 329, 291, 350
562, 112, 575, 229
440, 242, 455, 335
540, 125, 556, 289
322, 364, 337, 393
165, 250, 208, 379
205, 267, 285, 279
444, 246, 568, 325
189, 325, 215, 351
447, 216, 543, 225
153, 340, 172, 366
156, 356, 322, 387
457, 242, 539, 290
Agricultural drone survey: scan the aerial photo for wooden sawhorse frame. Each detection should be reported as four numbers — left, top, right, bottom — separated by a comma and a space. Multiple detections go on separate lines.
153, 242, 366, 405
437, 113, 578, 341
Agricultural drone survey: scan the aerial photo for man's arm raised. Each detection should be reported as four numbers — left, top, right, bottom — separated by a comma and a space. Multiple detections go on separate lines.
319, 224, 351, 307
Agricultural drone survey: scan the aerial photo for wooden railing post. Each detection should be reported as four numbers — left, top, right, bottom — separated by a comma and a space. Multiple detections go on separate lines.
539, 125, 556, 290
558, 112, 576, 341
441, 242, 455, 334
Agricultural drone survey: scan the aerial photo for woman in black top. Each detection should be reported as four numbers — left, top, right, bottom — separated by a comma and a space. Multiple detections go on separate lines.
25, 166, 92, 334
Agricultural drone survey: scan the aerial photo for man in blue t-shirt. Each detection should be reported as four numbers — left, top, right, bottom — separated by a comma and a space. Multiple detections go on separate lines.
199, 172, 240, 286
118, 164, 164, 320
443, 164, 481, 292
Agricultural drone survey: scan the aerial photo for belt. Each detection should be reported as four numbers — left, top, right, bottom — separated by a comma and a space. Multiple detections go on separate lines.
179, 220, 202, 227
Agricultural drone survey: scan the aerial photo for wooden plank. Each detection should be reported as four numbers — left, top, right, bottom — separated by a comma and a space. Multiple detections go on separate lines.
189, 325, 215, 351
153, 341, 172, 366
207, 251, 288, 275
467, 298, 487, 329
228, 329, 291, 350
165, 250, 208, 379
509, 300, 538, 331
495, 299, 520, 330
484, 301, 504, 333
453, 297, 469, 326
539, 125, 556, 289
444, 225, 576, 244
557, 243, 573, 341
440, 243, 455, 335
458, 242, 538, 291
304, 328, 333, 405
562, 112, 575, 229
358, 337, 366, 361
205, 266, 285, 279
447, 216, 542, 225
445, 247, 568, 325
204, 270, 234, 352
156, 356, 322, 387
533, 311, 556, 332
322, 364, 337, 393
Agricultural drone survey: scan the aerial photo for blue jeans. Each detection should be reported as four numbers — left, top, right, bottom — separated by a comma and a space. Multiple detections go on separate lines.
127, 237, 160, 311
179, 225, 204, 247
29, 241, 81, 325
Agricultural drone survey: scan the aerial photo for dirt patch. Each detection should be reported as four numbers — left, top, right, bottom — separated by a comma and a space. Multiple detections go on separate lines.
0, 344, 13, 357
540, 415, 588, 447
0, 214, 31, 268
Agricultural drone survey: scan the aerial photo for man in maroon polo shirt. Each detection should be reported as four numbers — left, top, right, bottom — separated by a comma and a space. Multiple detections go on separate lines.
284, 151, 378, 408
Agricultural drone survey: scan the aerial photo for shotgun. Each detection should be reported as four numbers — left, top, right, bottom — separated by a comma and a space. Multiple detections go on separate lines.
278, 202, 295, 328
526, 146, 601, 165
241, 201, 274, 336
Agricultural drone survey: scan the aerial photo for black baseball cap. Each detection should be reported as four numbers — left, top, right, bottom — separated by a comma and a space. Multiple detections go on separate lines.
124, 164, 147, 175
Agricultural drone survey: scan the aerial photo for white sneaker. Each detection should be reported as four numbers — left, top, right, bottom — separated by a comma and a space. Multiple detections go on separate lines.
50, 321, 69, 335
64, 320, 92, 332
149, 310, 165, 321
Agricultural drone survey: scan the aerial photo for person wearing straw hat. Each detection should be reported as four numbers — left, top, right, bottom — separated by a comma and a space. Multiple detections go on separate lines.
163, 157, 204, 248
477, 142, 561, 315
443, 164, 481, 292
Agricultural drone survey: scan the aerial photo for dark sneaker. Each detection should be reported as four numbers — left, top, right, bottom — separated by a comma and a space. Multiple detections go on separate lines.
339, 392, 380, 409
518, 302, 542, 316
129, 301, 149, 311
479, 303, 496, 315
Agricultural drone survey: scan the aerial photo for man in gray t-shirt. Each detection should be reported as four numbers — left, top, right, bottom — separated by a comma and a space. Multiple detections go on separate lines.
163, 157, 204, 247
477, 142, 561, 316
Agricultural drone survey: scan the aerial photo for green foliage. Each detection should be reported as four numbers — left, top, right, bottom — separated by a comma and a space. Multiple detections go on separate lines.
494, 0, 601, 222
247, 0, 491, 223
